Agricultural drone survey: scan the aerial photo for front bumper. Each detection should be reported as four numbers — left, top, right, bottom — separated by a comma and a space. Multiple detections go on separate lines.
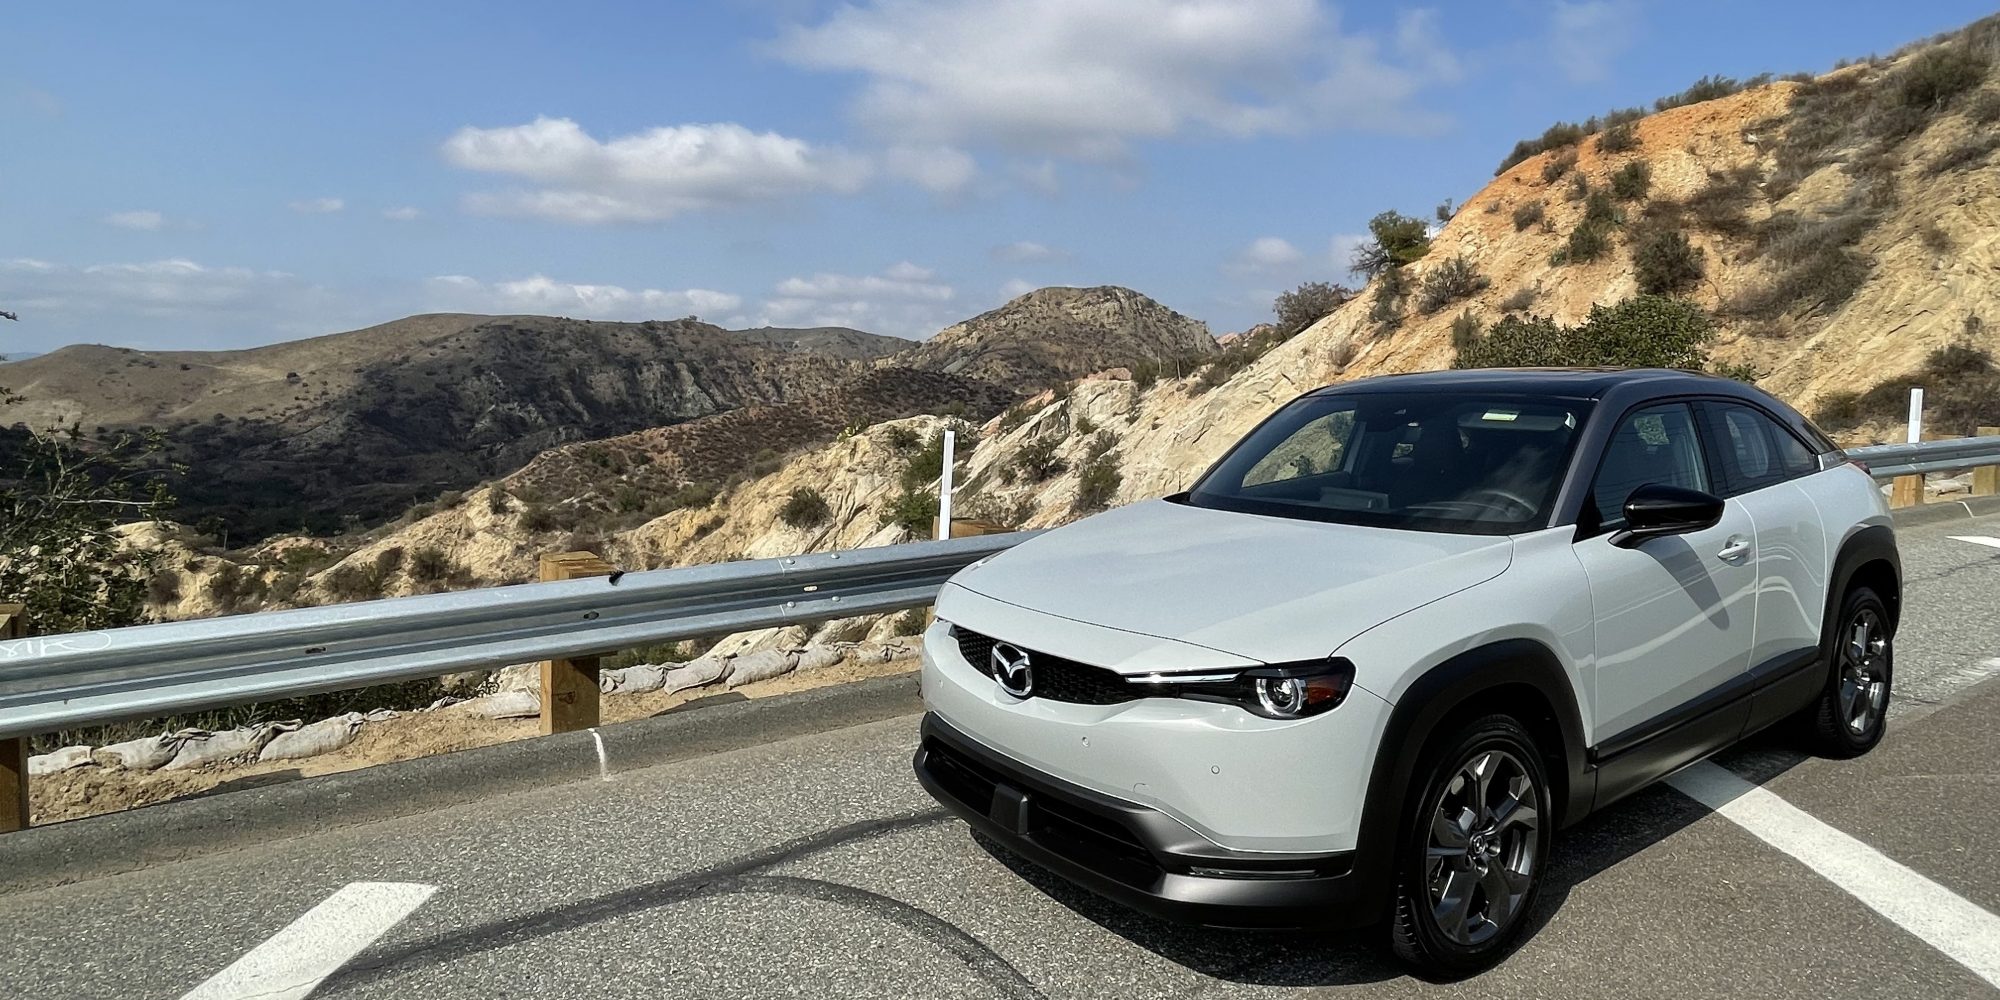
914, 713, 1373, 929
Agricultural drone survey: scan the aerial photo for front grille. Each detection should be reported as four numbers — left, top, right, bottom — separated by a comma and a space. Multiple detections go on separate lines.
953, 627, 1140, 705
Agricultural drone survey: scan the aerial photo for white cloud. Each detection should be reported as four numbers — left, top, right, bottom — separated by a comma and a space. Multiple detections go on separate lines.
882, 144, 978, 194
1549, 1, 1638, 83
991, 241, 1068, 263
749, 263, 959, 338
289, 197, 345, 214
103, 210, 165, 231
442, 117, 873, 223
771, 0, 1453, 160
0, 257, 347, 342
1230, 236, 1304, 273
382, 206, 422, 221
425, 274, 741, 320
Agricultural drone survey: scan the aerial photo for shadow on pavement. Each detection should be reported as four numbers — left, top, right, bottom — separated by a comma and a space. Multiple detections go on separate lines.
970, 728, 1816, 988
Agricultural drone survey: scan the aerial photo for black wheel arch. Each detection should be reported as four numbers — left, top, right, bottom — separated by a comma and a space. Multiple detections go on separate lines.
1350, 638, 1592, 913
1823, 524, 1901, 642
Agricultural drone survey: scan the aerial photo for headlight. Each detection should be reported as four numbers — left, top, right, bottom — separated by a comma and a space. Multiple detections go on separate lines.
1146, 658, 1355, 720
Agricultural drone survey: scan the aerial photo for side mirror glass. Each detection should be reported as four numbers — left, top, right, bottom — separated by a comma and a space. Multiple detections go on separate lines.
1611, 483, 1724, 547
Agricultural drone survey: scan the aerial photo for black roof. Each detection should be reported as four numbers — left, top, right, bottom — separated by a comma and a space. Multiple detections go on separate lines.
1312, 367, 1732, 399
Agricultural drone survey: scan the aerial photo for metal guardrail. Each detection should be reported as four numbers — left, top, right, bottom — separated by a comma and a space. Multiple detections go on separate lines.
1848, 435, 2000, 480
0, 532, 1038, 741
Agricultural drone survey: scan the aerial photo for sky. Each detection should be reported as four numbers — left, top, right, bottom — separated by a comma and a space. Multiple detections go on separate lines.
2, 0, 1993, 353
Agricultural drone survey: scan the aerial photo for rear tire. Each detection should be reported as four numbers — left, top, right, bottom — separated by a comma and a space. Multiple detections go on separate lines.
1388, 714, 1551, 979
1802, 586, 1892, 759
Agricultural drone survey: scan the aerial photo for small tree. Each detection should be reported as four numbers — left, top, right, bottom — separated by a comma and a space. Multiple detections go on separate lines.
780, 487, 832, 528
1273, 281, 1354, 339
1633, 230, 1706, 295
0, 426, 177, 633
1416, 255, 1491, 313
1350, 211, 1432, 279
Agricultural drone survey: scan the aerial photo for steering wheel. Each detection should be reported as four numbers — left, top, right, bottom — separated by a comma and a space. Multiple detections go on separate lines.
1455, 488, 1538, 518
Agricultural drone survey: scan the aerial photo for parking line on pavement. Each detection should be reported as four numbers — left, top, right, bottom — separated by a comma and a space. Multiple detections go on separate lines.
1669, 762, 2000, 989
178, 882, 437, 1000
1948, 535, 2000, 549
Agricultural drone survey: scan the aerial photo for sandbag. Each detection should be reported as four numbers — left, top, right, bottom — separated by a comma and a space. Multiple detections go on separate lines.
492, 663, 540, 693
601, 665, 669, 695
165, 722, 295, 771
660, 656, 729, 696
92, 733, 189, 772
259, 713, 364, 762
460, 690, 541, 719
795, 645, 845, 674
28, 745, 93, 777
725, 649, 798, 689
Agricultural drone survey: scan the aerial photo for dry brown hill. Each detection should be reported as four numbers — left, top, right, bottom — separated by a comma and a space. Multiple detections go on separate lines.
890, 285, 1217, 385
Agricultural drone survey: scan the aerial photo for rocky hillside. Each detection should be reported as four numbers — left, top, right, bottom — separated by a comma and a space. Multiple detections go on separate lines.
889, 286, 1216, 385
133, 17, 2000, 641
0, 314, 899, 539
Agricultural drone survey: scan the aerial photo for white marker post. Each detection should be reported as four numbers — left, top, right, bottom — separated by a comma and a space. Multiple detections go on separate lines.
1908, 387, 1925, 443
936, 429, 956, 540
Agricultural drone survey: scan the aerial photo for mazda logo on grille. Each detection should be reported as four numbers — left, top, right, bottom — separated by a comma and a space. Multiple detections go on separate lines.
990, 642, 1033, 698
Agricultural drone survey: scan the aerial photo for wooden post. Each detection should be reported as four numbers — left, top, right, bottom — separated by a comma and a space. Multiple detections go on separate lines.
0, 604, 29, 833
1890, 475, 1923, 509
538, 553, 616, 736
1977, 427, 2000, 498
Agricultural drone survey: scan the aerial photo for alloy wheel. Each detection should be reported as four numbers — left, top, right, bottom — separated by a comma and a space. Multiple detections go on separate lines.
1838, 607, 1890, 736
1423, 749, 1540, 947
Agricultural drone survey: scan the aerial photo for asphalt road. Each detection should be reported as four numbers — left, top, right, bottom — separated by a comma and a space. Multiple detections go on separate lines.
4, 512, 2000, 999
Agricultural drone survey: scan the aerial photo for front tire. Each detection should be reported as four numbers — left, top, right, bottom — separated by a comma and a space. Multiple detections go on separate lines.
1389, 714, 1551, 978
1803, 586, 1892, 758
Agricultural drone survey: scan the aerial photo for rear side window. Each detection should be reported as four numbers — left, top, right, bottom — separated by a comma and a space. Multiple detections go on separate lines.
1590, 403, 1708, 528
1703, 402, 1817, 495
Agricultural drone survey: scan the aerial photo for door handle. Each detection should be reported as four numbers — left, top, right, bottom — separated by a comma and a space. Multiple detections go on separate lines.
1717, 537, 1752, 561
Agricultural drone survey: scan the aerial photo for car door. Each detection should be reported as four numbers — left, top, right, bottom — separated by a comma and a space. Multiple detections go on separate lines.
1570, 402, 1756, 801
1697, 400, 1833, 730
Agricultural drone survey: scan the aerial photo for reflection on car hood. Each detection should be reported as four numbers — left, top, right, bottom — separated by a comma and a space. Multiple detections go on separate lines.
947, 499, 1514, 665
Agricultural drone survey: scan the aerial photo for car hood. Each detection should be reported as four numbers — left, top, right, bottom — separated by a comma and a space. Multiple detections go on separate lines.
946, 498, 1514, 667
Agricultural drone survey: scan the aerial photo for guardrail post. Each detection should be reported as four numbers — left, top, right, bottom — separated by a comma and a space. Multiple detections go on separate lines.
538, 552, 616, 735
1978, 427, 2000, 497
0, 604, 29, 833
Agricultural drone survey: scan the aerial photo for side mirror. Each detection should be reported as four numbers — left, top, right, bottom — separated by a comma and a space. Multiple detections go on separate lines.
1610, 483, 1724, 547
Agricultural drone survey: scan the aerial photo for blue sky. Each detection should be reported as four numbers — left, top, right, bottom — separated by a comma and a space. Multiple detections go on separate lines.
1, 0, 1992, 352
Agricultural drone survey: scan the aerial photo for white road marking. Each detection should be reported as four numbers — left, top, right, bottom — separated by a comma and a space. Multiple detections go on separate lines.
179, 881, 436, 1000
590, 727, 611, 781
1947, 535, 2000, 549
1669, 762, 2000, 989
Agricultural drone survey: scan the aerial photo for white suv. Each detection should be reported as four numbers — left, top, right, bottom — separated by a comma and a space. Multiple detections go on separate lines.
914, 368, 1899, 976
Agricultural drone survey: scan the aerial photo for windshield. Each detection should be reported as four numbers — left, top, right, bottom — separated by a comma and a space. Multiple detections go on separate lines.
1184, 391, 1590, 535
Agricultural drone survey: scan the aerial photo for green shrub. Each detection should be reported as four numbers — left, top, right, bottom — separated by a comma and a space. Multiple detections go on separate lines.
1815, 341, 2000, 435
1012, 436, 1067, 482
1653, 73, 1765, 112
409, 546, 455, 583
1564, 172, 1590, 202
1582, 189, 1622, 226
520, 504, 559, 532
1554, 219, 1614, 265
1727, 248, 1871, 319
780, 487, 832, 528
1511, 201, 1546, 231
1073, 455, 1122, 513
373, 546, 405, 578
606, 642, 689, 670
1455, 295, 1720, 372
1633, 230, 1706, 295
147, 570, 182, 605
1084, 430, 1117, 461
1683, 165, 1762, 236
614, 485, 647, 514
1130, 360, 1160, 390
1609, 160, 1652, 200
321, 563, 384, 602
1449, 309, 1483, 355
884, 425, 922, 452
1597, 120, 1641, 153
1074, 414, 1097, 435
1542, 148, 1578, 183
1350, 211, 1432, 278
879, 489, 939, 536
1273, 281, 1355, 338
1893, 44, 1990, 110
996, 402, 1034, 434
1415, 254, 1491, 313
280, 545, 333, 572
1369, 264, 1410, 331
486, 489, 512, 516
